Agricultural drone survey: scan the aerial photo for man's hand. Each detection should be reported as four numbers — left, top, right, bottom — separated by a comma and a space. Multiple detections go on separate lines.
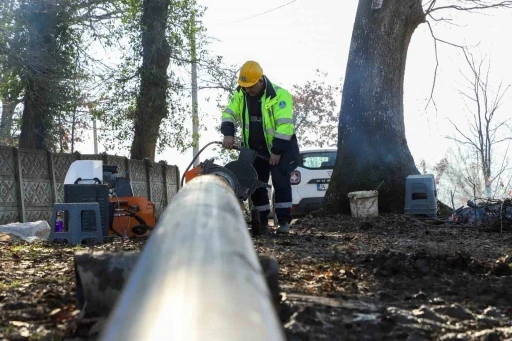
223, 136, 234, 149
269, 153, 281, 166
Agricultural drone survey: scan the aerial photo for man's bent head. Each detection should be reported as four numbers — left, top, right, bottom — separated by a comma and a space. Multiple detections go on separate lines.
243, 78, 265, 96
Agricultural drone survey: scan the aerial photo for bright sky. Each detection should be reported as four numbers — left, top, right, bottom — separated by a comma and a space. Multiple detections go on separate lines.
76, 0, 512, 180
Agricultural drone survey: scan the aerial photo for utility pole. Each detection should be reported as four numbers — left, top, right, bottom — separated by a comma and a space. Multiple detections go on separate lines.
93, 117, 98, 154
190, 14, 199, 167
87, 101, 99, 154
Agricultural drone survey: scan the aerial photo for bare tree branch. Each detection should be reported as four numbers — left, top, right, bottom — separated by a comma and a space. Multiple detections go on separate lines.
446, 117, 481, 148
447, 46, 511, 197
425, 21, 439, 111
425, 20, 468, 111
423, 0, 512, 114
426, 0, 512, 15
425, 0, 438, 13
446, 135, 480, 150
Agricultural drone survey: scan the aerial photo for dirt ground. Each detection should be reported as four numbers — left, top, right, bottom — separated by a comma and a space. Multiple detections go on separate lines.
1, 213, 512, 341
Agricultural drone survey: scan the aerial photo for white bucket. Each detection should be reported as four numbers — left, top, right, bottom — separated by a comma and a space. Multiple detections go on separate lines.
347, 190, 379, 218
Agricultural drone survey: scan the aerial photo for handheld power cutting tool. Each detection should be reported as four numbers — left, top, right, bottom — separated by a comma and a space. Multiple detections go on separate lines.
181, 141, 271, 235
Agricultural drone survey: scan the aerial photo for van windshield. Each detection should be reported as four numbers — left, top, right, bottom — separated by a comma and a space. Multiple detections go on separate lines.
300, 151, 337, 169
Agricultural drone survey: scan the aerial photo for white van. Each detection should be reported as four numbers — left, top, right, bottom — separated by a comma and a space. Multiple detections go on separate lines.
269, 147, 337, 217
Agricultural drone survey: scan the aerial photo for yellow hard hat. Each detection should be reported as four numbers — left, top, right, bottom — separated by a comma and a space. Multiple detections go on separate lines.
238, 61, 263, 87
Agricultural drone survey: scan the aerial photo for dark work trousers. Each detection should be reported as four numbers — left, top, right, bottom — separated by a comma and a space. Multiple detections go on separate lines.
251, 138, 299, 224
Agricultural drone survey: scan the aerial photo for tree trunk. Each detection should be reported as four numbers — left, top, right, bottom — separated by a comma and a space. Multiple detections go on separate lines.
130, 0, 171, 162
0, 100, 17, 144
18, 0, 59, 150
483, 169, 492, 197
19, 74, 52, 150
482, 145, 492, 197
323, 0, 426, 214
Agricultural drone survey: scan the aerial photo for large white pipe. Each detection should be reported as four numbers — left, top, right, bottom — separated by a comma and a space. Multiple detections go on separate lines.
99, 175, 285, 341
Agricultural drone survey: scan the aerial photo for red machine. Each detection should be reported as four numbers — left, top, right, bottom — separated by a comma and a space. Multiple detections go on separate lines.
101, 164, 156, 238
109, 196, 156, 238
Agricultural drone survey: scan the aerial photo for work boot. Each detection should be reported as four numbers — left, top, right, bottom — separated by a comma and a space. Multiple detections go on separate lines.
260, 221, 270, 235
276, 221, 290, 234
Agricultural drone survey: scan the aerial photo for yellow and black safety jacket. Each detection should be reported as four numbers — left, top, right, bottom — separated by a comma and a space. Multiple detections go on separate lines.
221, 76, 295, 155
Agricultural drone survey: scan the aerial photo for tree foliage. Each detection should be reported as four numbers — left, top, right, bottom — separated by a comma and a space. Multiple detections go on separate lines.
0, 0, 112, 151
16, 0, 84, 150
0, 0, 23, 144
91, 0, 238, 160
291, 70, 341, 149
0, 0, 236, 157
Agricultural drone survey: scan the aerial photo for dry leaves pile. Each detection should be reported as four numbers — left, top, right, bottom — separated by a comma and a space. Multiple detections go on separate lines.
1, 214, 512, 340
259, 214, 512, 340
0, 239, 144, 340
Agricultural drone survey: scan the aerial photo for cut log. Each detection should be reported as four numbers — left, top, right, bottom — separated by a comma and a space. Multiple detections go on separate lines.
99, 175, 285, 341
74, 252, 281, 318
74, 251, 140, 317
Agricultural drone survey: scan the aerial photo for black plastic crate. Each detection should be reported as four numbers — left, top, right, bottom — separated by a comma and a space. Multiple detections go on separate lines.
64, 184, 110, 237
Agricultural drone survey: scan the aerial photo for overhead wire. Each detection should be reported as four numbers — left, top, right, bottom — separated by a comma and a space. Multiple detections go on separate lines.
216, 0, 299, 25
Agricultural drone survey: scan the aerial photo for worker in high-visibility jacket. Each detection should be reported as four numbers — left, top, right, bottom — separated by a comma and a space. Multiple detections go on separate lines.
221, 61, 299, 234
